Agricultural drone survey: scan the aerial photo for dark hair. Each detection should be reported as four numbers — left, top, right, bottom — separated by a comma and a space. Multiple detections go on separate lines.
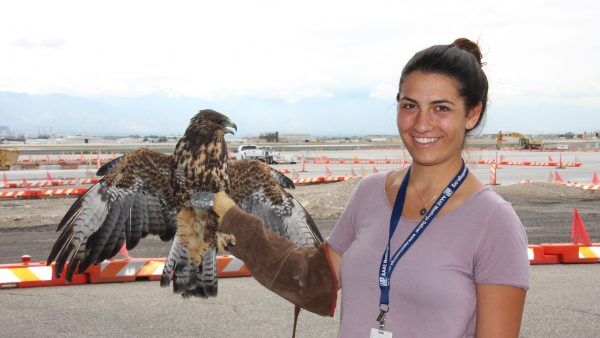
397, 38, 488, 133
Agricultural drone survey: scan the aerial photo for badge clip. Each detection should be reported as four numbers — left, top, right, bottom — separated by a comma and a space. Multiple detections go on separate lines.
376, 304, 389, 329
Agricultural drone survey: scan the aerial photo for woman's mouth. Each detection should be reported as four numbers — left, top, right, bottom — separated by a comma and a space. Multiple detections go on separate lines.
413, 136, 440, 145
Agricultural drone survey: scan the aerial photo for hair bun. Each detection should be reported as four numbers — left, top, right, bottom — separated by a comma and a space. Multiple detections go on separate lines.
452, 38, 483, 66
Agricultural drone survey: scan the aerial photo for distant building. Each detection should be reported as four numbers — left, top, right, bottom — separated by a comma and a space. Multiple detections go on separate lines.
55, 135, 103, 144
368, 137, 388, 142
0, 126, 10, 137
278, 133, 312, 143
259, 132, 279, 143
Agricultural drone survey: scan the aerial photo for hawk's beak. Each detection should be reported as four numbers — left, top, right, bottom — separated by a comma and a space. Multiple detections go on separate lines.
225, 121, 237, 135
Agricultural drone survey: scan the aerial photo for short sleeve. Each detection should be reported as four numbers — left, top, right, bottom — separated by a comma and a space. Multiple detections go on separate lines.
474, 202, 530, 290
326, 181, 362, 255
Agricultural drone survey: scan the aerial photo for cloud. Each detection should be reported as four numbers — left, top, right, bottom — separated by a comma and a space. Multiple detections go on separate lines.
10, 38, 67, 49
369, 84, 397, 100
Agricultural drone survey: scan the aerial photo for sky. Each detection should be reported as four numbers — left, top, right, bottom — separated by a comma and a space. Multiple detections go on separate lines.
0, 0, 599, 136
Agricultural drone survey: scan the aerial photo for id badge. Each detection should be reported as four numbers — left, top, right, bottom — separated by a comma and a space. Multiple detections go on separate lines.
370, 328, 393, 338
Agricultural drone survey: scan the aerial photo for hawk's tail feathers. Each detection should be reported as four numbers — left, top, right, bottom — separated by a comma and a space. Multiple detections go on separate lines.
161, 238, 192, 290
201, 247, 218, 297
161, 239, 218, 298
182, 247, 218, 298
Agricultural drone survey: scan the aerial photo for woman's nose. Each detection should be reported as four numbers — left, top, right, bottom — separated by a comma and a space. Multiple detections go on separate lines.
413, 111, 433, 133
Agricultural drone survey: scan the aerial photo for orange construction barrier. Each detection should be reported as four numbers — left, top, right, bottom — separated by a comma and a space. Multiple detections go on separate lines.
527, 245, 559, 264
40, 188, 88, 197
292, 177, 327, 185
539, 243, 600, 263
72, 255, 252, 284
0, 256, 87, 289
216, 255, 252, 278
0, 190, 40, 199
1, 255, 251, 289
86, 258, 166, 283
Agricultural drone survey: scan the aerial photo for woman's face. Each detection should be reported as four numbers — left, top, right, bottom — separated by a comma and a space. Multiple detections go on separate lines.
397, 71, 481, 167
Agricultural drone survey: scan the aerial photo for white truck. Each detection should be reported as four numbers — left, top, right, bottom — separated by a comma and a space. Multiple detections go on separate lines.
235, 145, 275, 164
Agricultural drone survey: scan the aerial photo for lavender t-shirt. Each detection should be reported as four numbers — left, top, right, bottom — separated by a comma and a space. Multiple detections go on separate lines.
327, 172, 529, 338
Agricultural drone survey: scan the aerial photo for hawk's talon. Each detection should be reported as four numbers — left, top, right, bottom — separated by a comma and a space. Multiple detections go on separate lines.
215, 233, 236, 254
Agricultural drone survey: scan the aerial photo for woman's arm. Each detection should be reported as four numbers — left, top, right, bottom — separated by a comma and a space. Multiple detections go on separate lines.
475, 284, 526, 337
325, 244, 342, 290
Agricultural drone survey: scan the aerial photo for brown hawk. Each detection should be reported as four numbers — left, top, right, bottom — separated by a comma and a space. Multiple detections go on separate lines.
47, 109, 322, 298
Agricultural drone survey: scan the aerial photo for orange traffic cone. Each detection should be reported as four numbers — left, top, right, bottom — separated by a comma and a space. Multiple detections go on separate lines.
325, 165, 332, 177
118, 244, 131, 258
593, 172, 600, 185
22, 178, 30, 190
555, 171, 564, 183
373, 167, 379, 173
571, 208, 592, 246
300, 155, 307, 172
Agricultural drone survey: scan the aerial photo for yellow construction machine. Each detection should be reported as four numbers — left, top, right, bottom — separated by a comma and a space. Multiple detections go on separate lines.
496, 132, 544, 150
0, 148, 19, 170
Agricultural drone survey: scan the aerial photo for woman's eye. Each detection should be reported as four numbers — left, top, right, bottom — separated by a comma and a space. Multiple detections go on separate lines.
402, 103, 416, 109
435, 105, 450, 112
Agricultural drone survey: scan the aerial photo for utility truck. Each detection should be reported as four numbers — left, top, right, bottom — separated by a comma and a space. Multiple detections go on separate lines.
234, 145, 274, 164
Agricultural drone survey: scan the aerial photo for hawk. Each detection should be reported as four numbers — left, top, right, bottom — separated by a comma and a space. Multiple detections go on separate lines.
47, 109, 322, 298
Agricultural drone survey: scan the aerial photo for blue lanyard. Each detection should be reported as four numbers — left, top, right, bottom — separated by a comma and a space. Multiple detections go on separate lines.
377, 162, 468, 328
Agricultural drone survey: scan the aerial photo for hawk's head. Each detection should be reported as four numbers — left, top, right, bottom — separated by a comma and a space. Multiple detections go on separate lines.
174, 109, 237, 184
184, 109, 237, 146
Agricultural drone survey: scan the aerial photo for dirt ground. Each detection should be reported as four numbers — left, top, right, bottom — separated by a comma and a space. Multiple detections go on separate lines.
1, 179, 599, 264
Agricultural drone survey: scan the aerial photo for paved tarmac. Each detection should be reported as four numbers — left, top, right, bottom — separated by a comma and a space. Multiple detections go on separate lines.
1, 264, 599, 337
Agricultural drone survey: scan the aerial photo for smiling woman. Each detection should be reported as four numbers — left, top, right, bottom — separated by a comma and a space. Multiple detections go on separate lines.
207, 38, 529, 338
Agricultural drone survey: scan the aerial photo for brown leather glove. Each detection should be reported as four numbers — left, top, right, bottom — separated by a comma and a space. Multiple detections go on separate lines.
213, 192, 338, 317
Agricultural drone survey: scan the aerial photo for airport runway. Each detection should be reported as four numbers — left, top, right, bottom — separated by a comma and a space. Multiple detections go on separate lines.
1, 264, 599, 337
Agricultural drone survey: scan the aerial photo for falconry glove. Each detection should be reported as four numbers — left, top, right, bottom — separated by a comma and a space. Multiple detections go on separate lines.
211, 191, 338, 317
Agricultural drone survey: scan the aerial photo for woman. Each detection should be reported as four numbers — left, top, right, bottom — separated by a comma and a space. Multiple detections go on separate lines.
212, 38, 529, 337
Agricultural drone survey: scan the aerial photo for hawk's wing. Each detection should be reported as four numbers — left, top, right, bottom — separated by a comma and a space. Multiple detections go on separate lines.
47, 148, 179, 281
268, 167, 295, 189
228, 160, 323, 248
